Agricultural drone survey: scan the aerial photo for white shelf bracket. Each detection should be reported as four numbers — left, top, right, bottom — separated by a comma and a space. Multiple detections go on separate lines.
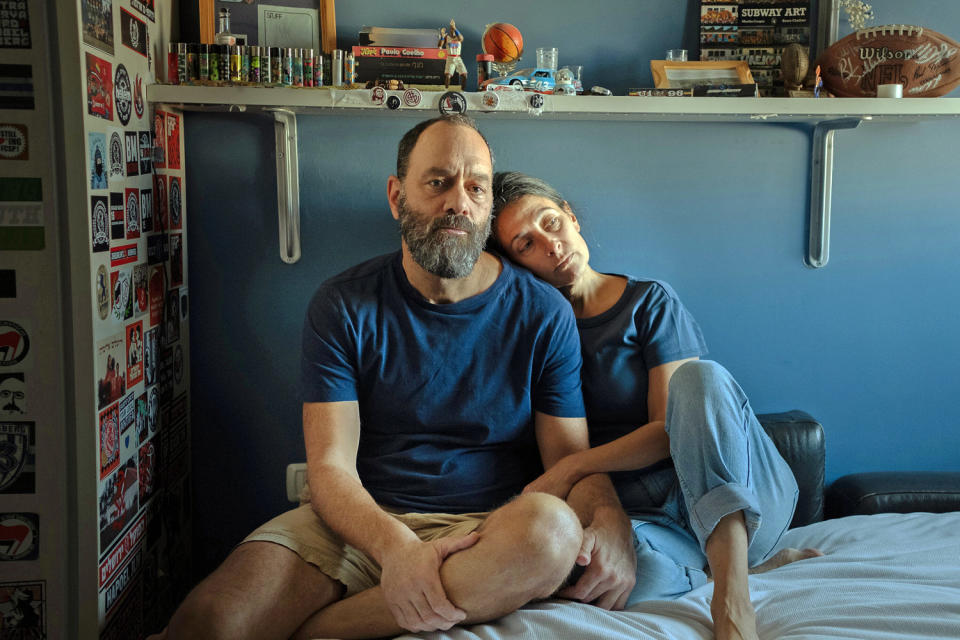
807, 118, 861, 268
267, 108, 301, 264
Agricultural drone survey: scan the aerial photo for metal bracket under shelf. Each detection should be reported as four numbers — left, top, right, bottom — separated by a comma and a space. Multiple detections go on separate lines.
267, 108, 301, 264
807, 118, 862, 269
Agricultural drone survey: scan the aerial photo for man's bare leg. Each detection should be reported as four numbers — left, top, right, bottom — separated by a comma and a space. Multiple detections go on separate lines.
154, 541, 345, 640
705, 511, 757, 640
292, 492, 583, 640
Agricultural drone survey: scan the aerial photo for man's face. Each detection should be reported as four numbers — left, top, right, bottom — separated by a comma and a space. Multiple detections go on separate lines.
391, 122, 493, 279
0, 375, 25, 415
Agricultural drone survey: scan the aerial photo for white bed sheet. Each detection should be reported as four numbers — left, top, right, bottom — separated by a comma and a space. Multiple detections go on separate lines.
397, 512, 960, 640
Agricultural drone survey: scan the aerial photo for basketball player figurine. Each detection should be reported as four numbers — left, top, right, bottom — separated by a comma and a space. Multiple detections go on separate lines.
439, 19, 467, 90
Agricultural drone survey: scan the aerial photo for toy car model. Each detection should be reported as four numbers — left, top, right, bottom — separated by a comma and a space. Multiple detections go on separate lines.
482, 67, 557, 93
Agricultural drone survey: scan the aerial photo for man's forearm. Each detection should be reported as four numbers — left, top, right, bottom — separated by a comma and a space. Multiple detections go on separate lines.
565, 472, 628, 528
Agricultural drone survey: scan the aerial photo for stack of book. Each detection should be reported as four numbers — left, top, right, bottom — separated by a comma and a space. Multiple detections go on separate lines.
354, 26, 448, 87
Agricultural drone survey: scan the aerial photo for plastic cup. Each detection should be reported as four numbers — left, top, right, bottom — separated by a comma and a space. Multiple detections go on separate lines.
536, 47, 558, 70
665, 49, 688, 62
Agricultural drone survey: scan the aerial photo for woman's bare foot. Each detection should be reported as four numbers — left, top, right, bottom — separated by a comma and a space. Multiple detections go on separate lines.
750, 547, 823, 575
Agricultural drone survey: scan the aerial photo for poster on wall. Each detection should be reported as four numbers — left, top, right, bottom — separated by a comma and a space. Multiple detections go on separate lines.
121, 9, 147, 58
89, 132, 108, 189
131, 0, 154, 23
111, 268, 133, 322
81, 0, 113, 54
169, 176, 182, 230
152, 112, 165, 169
0, 372, 26, 417
86, 53, 113, 121
96, 264, 111, 321
165, 113, 180, 170
114, 63, 132, 126
0, 421, 35, 494
124, 131, 139, 176
126, 321, 143, 387
125, 188, 140, 239
91, 195, 109, 252
98, 458, 138, 553
0, 0, 31, 49
0, 581, 45, 636
99, 402, 120, 478
108, 128, 124, 181
97, 334, 126, 410
139, 188, 152, 233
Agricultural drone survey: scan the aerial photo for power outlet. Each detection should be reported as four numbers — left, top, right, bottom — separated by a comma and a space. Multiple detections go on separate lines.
286, 463, 308, 502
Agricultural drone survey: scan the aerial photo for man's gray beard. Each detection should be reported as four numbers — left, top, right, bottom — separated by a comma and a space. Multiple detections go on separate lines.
398, 195, 492, 279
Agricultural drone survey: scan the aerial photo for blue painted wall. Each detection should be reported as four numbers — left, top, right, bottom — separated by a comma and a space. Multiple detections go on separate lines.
185, 1, 960, 577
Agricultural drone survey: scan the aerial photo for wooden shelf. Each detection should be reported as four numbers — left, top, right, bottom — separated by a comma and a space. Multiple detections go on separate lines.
148, 83, 960, 123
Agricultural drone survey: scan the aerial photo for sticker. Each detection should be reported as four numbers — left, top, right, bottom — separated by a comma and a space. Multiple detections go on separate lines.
0, 372, 25, 416
97, 334, 126, 410
114, 63, 132, 125
0, 124, 28, 160
126, 321, 143, 386
139, 188, 152, 233
481, 91, 500, 109
153, 173, 167, 231
124, 131, 138, 176
173, 344, 183, 385
134, 393, 147, 445
143, 329, 157, 389
0, 270, 13, 298
170, 234, 183, 287
165, 112, 181, 170
120, 9, 147, 58
110, 269, 133, 322
110, 242, 137, 267
131, 0, 154, 23
152, 112, 165, 169
81, 0, 113, 54
0, 64, 33, 110
370, 86, 385, 105
118, 392, 135, 439
0, 177, 43, 251
109, 192, 124, 240
169, 176, 182, 229
98, 458, 138, 553
108, 128, 124, 180
86, 53, 113, 121
0, 321, 29, 367
133, 75, 144, 119
386, 95, 401, 110
99, 402, 120, 478
146, 386, 159, 436
0, 581, 45, 635
139, 439, 157, 504
0, 513, 39, 560
89, 132, 108, 189
124, 188, 140, 239
138, 130, 152, 175
91, 195, 109, 252
0, 421, 35, 493
0, 1, 31, 49
147, 234, 168, 267
529, 93, 545, 109
99, 511, 145, 589
133, 264, 148, 316
179, 287, 188, 320
402, 88, 422, 107
165, 290, 180, 346
438, 91, 467, 115
96, 264, 110, 320
148, 267, 163, 327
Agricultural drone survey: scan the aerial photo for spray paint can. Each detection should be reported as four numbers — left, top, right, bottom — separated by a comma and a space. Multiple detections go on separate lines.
314, 53, 324, 87
282, 48, 294, 85
331, 50, 343, 86
167, 43, 179, 84
259, 47, 270, 84
199, 44, 210, 82
240, 45, 250, 82
249, 46, 261, 84
186, 43, 199, 82
344, 51, 355, 84
303, 48, 314, 87
269, 47, 281, 86
177, 43, 189, 84
292, 49, 304, 86
230, 45, 242, 83
208, 44, 219, 82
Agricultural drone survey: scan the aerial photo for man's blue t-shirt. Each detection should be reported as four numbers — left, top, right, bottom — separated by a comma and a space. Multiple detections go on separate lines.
301, 252, 585, 513
577, 277, 708, 513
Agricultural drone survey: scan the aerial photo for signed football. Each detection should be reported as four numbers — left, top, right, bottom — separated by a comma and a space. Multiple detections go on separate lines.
816, 25, 960, 97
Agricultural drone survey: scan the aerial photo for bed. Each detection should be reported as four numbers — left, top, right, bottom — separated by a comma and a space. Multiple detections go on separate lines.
392, 412, 960, 640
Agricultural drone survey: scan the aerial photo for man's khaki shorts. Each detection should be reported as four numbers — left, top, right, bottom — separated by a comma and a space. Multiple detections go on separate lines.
242, 504, 488, 596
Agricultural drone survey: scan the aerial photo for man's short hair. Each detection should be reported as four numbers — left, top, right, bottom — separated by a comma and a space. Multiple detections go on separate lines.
396, 115, 494, 180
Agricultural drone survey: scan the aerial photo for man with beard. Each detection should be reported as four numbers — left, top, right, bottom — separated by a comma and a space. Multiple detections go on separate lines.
153, 116, 635, 640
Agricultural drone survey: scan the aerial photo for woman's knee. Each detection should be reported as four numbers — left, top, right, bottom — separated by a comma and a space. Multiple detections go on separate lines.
669, 360, 729, 398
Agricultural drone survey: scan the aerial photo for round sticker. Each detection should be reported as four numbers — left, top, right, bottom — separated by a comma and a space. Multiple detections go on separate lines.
0, 124, 27, 159
170, 178, 182, 227
115, 64, 132, 126
109, 130, 123, 177
0, 514, 38, 561
386, 95, 401, 110
402, 88, 422, 107
371, 86, 386, 106
127, 190, 140, 233
0, 320, 30, 366
529, 93, 545, 109
481, 91, 500, 110
438, 91, 467, 115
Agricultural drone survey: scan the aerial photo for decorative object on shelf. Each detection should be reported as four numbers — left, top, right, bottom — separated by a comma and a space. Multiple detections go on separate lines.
651, 60, 754, 89
353, 45, 447, 87
481, 67, 558, 93
386, 95, 401, 110
482, 22, 524, 77
481, 91, 500, 109
837, 0, 875, 31
370, 86, 385, 106
816, 25, 960, 97
528, 93, 544, 109
402, 88, 422, 107
699, 0, 813, 96
589, 86, 612, 96
476, 54, 494, 90
781, 43, 812, 95
553, 67, 576, 95
438, 91, 467, 115
439, 19, 467, 90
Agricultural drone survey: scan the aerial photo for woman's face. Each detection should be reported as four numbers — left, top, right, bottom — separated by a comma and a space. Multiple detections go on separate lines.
495, 195, 589, 288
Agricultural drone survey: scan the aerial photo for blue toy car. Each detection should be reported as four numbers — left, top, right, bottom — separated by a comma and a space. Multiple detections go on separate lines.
482, 67, 557, 93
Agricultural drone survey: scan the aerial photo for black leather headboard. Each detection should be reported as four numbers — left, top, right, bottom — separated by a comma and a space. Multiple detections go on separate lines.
757, 410, 825, 527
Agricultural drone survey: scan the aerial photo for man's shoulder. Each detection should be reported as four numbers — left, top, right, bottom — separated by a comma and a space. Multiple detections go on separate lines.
307, 252, 397, 312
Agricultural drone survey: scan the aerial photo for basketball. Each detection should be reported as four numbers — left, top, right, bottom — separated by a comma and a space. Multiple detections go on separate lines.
482, 23, 524, 63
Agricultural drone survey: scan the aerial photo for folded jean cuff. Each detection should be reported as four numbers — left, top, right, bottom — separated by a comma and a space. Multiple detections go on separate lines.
688, 483, 762, 552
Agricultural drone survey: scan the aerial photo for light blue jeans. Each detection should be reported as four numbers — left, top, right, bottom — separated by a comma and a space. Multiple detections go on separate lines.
619, 360, 799, 606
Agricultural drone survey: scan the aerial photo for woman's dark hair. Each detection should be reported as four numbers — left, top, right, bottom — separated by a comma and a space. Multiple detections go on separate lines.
396, 114, 493, 180
489, 171, 571, 253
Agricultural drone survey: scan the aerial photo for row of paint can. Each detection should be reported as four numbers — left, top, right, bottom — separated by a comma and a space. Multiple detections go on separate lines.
166, 43, 356, 87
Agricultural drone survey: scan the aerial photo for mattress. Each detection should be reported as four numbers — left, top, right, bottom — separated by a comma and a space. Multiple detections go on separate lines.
397, 511, 960, 640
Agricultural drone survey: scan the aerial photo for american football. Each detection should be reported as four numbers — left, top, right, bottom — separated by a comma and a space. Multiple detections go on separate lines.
816, 25, 960, 97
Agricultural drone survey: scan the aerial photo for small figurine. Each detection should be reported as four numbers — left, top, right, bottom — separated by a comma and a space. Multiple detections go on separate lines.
439, 19, 467, 90
553, 67, 576, 95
